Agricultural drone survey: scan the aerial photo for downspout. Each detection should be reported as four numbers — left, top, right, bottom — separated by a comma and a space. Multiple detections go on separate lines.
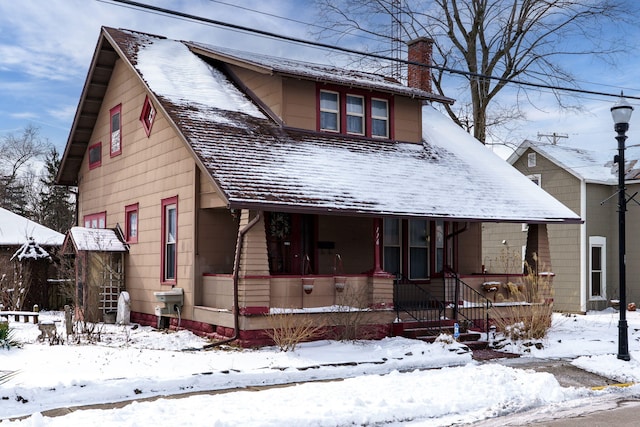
190, 210, 262, 350
580, 179, 587, 313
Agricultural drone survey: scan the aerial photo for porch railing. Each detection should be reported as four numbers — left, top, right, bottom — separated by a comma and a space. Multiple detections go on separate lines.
393, 274, 446, 330
444, 267, 492, 336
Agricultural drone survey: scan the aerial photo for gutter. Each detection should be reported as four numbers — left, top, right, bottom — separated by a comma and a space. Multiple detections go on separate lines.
193, 210, 262, 350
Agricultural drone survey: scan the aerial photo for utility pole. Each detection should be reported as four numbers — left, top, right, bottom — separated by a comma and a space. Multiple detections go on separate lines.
537, 132, 568, 145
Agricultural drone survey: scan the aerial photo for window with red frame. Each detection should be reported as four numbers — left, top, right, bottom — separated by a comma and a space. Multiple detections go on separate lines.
125, 203, 139, 243
140, 96, 156, 137
318, 88, 391, 138
110, 104, 122, 157
83, 212, 106, 229
161, 196, 178, 283
88, 142, 102, 169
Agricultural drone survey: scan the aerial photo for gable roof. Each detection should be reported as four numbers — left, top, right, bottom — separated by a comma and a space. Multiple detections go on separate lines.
65, 227, 128, 252
508, 140, 640, 185
58, 27, 580, 224
0, 207, 65, 246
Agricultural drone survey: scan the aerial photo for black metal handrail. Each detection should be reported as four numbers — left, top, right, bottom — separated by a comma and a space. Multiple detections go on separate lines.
444, 267, 492, 336
393, 274, 445, 330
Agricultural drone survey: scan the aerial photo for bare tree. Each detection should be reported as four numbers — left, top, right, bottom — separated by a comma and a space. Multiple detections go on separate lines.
313, 0, 635, 144
0, 125, 51, 216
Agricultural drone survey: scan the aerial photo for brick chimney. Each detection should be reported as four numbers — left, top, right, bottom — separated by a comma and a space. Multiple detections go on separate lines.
407, 37, 433, 93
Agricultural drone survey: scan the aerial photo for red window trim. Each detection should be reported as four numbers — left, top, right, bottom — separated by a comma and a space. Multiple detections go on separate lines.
110, 104, 122, 157
83, 211, 106, 229
140, 95, 156, 137
316, 85, 394, 139
88, 142, 102, 170
160, 196, 178, 285
125, 203, 139, 244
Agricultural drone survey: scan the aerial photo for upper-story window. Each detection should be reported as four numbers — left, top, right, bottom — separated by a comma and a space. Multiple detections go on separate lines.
140, 96, 155, 137
318, 87, 392, 139
88, 142, 102, 170
84, 212, 106, 229
371, 98, 389, 138
346, 95, 364, 135
110, 104, 122, 157
320, 91, 339, 132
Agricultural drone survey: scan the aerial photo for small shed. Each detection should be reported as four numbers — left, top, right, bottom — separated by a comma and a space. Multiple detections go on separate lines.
0, 208, 64, 310
63, 226, 128, 323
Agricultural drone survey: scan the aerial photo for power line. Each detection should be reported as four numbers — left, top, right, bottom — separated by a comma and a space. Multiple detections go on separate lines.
105, 0, 640, 101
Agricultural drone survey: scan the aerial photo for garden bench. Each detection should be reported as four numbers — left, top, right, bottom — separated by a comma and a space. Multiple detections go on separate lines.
0, 311, 40, 324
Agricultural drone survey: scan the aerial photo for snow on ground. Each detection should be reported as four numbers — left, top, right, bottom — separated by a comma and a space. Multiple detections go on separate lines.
2, 309, 640, 426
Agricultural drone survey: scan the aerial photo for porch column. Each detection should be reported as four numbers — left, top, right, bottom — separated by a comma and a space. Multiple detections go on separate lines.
372, 218, 385, 276
236, 210, 270, 315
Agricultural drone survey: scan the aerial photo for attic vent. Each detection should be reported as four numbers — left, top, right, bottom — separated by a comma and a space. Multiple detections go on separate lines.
528, 152, 536, 168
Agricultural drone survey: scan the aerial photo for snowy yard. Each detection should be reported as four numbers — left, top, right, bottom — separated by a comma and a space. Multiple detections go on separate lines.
2, 309, 640, 426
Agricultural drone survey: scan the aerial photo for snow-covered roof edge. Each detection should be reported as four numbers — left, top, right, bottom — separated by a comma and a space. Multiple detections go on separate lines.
0, 207, 65, 246
67, 227, 128, 252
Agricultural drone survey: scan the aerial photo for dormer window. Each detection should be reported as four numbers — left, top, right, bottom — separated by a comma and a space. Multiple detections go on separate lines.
140, 96, 156, 137
371, 98, 389, 138
320, 91, 339, 132
346, 95, 364, 135
318, 87, 392, 139
110, 104, 122, 157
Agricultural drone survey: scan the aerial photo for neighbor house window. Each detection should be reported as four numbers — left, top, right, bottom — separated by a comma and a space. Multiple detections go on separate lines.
161, 196, 178, 283
320, 90, 339, 132
110, 104, 122, 157
589, 236, 606, 300
83, 212, 106, 229
318, 87, 393, 139
346, 94, 365, 135
88, 142, 102, 169
140, 96, 155, 137
125, 203, 139, 243
528, 152, 536, 167
371, 98, 389, 138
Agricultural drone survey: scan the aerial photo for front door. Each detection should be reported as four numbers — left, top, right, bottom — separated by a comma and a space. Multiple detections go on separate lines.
266, 212, 317, 275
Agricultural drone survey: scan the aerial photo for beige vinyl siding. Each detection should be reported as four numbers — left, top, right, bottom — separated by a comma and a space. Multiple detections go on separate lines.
78, 58, 196, 316
393, 96, 421, 142
230, 65, 284, 118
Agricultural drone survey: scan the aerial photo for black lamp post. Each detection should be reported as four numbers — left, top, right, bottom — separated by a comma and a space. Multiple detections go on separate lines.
611, 95, 633, 362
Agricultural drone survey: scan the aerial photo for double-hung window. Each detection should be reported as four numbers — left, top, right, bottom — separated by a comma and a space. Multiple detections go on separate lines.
589, 236, 606, 300
320, 91, 339, 132
125, 203, 139, 244
371, 98, 389, 138
319, 88, 391, 138
110, 104, 122, 157
161, 196, 178, 284
346, 95, 364, 135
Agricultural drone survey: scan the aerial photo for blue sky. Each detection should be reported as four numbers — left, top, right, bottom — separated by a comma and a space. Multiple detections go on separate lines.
1, 0, 639, 157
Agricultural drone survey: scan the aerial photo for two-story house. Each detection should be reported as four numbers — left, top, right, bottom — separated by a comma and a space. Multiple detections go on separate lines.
484, 140, 640, 313
56, 27, 580, 346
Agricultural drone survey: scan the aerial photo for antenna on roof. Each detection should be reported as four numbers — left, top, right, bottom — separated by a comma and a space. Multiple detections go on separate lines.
537, 132, 568, 145
391, 0, 403, 81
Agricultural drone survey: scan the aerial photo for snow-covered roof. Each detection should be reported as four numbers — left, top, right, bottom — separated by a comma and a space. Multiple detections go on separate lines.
68, 227, 128, 252
60, 27, 580, 224
186, 41, 453, 104
109, 28, 579, 224
508, 140, 640, 185
0, 207, 64, 246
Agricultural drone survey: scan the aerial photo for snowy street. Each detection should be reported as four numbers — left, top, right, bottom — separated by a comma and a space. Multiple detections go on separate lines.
2, 310, 640, 426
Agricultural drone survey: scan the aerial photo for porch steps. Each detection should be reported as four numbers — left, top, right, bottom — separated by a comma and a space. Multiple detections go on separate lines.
395, 321, 488, 350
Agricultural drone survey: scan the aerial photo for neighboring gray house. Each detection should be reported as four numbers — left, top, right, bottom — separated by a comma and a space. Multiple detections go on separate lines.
483, 140, 640, 313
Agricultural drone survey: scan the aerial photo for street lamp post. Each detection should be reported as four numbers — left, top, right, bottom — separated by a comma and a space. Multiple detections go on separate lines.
611, 95, 634, 362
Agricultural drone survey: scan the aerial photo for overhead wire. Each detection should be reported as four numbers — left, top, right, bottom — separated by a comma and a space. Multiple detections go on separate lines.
102, 0, 640, 101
